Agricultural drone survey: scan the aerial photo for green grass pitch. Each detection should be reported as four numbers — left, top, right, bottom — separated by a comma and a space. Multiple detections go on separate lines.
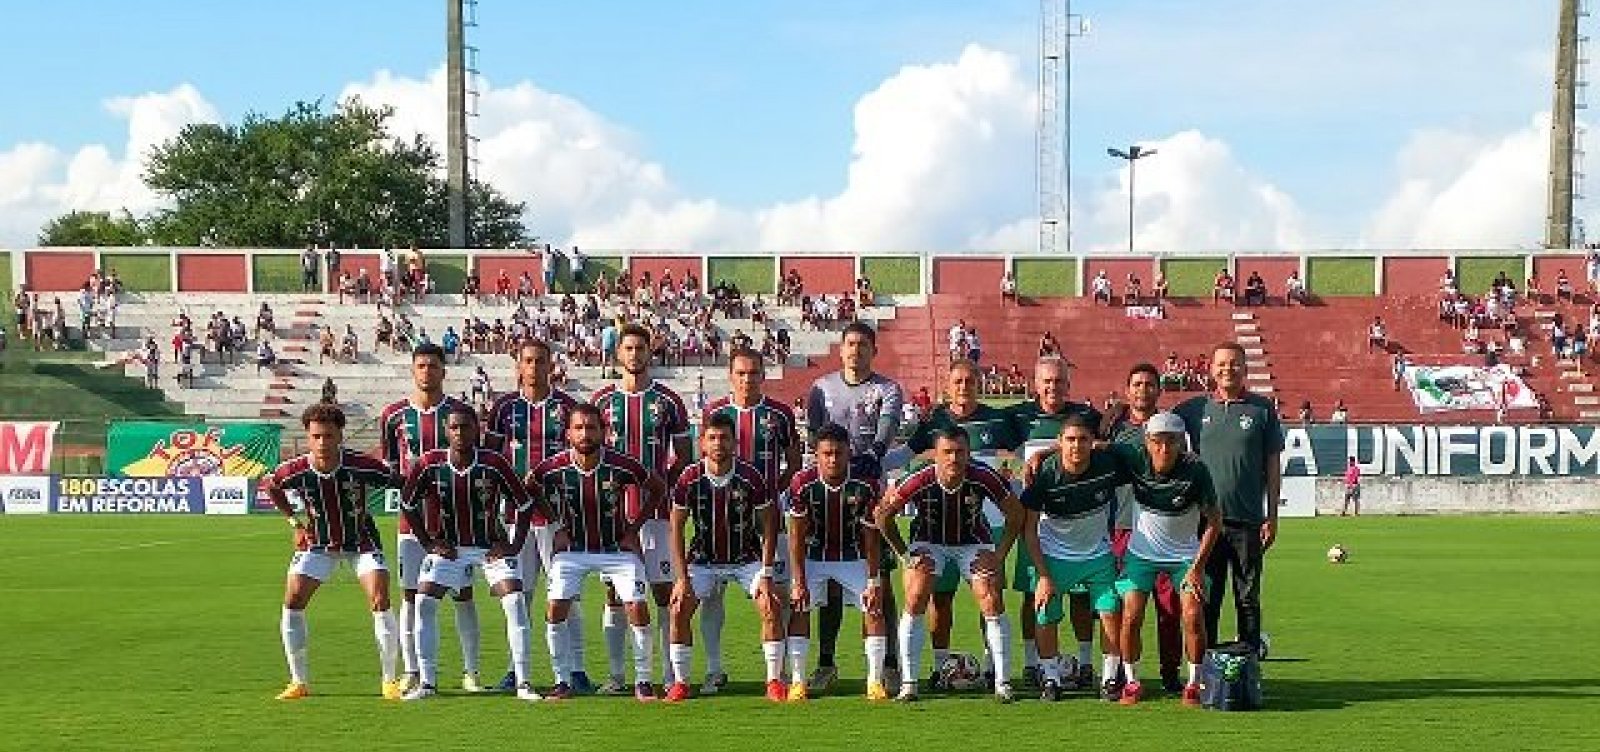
3, 515, 1596, 751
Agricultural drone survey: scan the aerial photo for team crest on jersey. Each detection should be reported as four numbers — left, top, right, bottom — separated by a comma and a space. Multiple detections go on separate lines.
649, 399, 666, 419
732, 486, 746, 502
979, 429, 993, 444
474, 477, 492, 491
1239, 414, 1254, 431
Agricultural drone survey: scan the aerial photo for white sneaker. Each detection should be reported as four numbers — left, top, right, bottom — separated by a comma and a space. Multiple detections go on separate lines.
402, 684, 437, 701
995, 682, 1015, 704
894, 683, 919, 703
461, 672, 484, 693
700, 672, 729, 695
515, 683, 543, 702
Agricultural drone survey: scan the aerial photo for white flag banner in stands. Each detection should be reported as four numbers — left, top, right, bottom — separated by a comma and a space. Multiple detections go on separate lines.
1401, 364, 1539, 413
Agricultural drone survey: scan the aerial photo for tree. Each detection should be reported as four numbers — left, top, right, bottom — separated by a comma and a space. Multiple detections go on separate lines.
38, 99, 530, 249
38, 210, 147, 247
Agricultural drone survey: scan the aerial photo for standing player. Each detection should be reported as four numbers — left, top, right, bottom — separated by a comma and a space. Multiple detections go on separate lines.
379, 344, 481, 694
904, 359, 1022, 690
804, 321, 904, 692
785, 424, 892, 701
485, 339, 587, 692
1020, 415, 1128, 702
1116, 412, 1223, 706
591, 324, 693, 691
698, 348, 801, 693
399, 406, 551, 701
264, 404, 404, 701
1007, 356, 1103, 689
532, 404, 669, 701
662, 414, 785, 702
876, 427, 1025, 703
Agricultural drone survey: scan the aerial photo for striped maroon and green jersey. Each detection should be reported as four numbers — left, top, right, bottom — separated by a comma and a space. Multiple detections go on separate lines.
897, 463, 1012, 545
673, 459, 771, 565
592, 381, 690, 519
786, 467, 880, 562
379, 394, 471, 535
263, 450, 400, 553
486, 389, 578, 476
702, 395, 798, 500
531, 448, 654, 553
402, 448, 534, 549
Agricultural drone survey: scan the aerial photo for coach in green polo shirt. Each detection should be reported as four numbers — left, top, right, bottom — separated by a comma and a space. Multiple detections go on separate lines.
1172, 342, 1282, 653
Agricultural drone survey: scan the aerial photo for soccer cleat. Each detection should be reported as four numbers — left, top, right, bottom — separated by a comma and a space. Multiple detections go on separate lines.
569, 671, 596, 694
663, 682, 691, 703
926, 668, 948, 692
1160, 669, 1184, 694
1039, 679, 1062, 702
882, 664, 901, 693
764, 679, 787, 703
461, 671, 484, 693
516, 683, 544, 702
493, 670, 519, 692
807, 665, 838, 692
994, 682, 1015, 704
398, 672, 420, 694
1182, 683, 1203, 707
402, 684, 438, 701
865, 681, 891, 701
1101, 678, 1124, 702
1022, 665, 1042, 689
700, 672, 729, 696
596, 674, 628, 695
1119, 680, 1143, 706
893, 683, 920, 703
275, 683, 310, 701
1072, 664, 1096, 691
788, 681, 810, 702
634, 681, 658, 702
545, 682, 574, 701
381, 681, 403, 700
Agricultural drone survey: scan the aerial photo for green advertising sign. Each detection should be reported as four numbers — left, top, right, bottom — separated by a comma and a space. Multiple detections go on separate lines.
106, 421, 282, 478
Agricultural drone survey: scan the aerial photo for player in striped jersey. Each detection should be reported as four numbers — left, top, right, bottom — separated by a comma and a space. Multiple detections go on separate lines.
532, 403, 669, 702
876, 426, 1025, 703
591, 324, 692, 691
662, 413, 784, 702
378, 344, 481, 694
484, 339, 590, 693
784, 424, 891, 702
399, 405, 553, 702
263, 404, 404, 701
695, 348, 800, 693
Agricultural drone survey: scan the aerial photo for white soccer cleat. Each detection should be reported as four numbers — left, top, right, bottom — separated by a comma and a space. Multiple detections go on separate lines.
515, 683, 543, 702
401, 684, 437, 701
461, 671, 484, 693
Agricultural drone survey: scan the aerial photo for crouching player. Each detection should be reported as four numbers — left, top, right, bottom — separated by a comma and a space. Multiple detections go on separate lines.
785, 424, 892, 701
663, 413, 784, 702
399, 405, 552, 702
264, 403, 405, 700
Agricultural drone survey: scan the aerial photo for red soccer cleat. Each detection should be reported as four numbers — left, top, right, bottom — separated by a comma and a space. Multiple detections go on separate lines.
1182, 683, 1202, 707
664, 682, 691, 703
765, 679, 787, 703
1119, 680, 1143, 706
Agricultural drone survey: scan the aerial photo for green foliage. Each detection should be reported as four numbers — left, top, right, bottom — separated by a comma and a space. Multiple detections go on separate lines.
100, 253, 171, 293
708, 257, 776, 294
1308, 257, 1376, 296
1161, 257, 1228, 297
1014, 258, 1076, 297
37, 210, 147, 247
1456, 257, 1524, 295
861, 256, 921, 295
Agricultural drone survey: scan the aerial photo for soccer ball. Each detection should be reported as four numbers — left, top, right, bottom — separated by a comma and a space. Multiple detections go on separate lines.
1327, 544, 1348, 563
937, 652, 984, 691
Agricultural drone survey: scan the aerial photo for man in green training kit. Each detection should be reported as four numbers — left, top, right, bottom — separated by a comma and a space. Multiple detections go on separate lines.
906, 359, 1023, 689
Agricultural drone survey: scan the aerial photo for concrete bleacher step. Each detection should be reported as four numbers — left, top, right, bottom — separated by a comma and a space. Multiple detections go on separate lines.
1230, 313, 1254, 321
1247, 360, 1270, 369
1246, 373, 1273, 382
1234, 323, 1260, 334
1574, 395, 1600, 406
1247, 384, 1275, 394
1244, 347, 1266, 357
1581, 410, 1600, 420
1568, 382, 1595, 393
1236, 335, 1262, 345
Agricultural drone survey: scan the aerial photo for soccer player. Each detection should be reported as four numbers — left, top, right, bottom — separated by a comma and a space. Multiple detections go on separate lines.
398, 406, 550, 701
378, 344, 480, 693
698, 348, 801, 693
804, 321, 904, 692
1007, 356, 1103, 689
785, 424, 892, 701
485, 339, 587, 692
532, 404, 668, 701
1020, 415, 1128, 702
591, 324, 693, 691
1116, 412, 1223, 706
876, 427, 1025, 703
905, 359, 1023, 690
264, 404, 404, 701
662, 414, 784, 702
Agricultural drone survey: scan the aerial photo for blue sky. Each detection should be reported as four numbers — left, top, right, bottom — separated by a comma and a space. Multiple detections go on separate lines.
0, 0, 1576, 251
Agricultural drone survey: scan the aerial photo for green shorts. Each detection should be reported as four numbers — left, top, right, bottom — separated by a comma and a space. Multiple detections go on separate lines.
1031, 553, 1120, 625
935, 524, 1006, 594
1115, 554, 1203, 596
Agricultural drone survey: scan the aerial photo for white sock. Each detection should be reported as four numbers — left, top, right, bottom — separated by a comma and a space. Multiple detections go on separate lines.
1103, 655, 1122, 684
1023, 639, 1039, 669
984, 616, 1012, 687
416, 595, 442, 687
1124, 660, 1139, 684
788, 636, 811, 681
897, 614, 926, 687
454, 598, 481, 675
1076, 640, 1093, 669
629, 625, 654, 684
669, 643, 693, 686
499, 593, 530, 686
1041, 654, 1062, 683
932, 647, 950, 674
372, 610, 399, 683
399, 599, 418, 675
1187, 661, 1201, 686
567, 601, 587, 673
603, 606, 627, 678
657, 610, 674, 684
701, 588, 726, 676
545, 619, 571, 685
281, 608, 309, 684
761, 640, 784, 683
865, 636, 888, 685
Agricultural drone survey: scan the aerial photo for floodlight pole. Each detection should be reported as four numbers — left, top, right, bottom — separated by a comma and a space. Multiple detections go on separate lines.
1108, 145, 1156, 255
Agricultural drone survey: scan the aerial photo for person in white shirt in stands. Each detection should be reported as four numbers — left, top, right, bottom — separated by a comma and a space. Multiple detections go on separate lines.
1330, 400, 1349, 424
1440, 268, 1458, 297
1001, 271, 1018, 306
256, 339, 276, 374
947, 319, 967, 362
1091, 271, 1113, 305
1368, 317, 1387, 352
1285, 272, 1308, 306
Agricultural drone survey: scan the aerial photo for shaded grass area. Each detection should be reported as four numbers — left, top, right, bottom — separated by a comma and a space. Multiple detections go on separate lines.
708, 257, 776, 294
1015, 258, 1077, 298
1456, 256, 1524, 295
427, 255, 468, 296
1161, 257, 1227, 297
100, 253, 171, 292
1307, 257, 1376, 296
862, 256, 921, 295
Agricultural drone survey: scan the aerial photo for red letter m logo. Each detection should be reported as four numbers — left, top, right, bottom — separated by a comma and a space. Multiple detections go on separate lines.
0, 422, 58, 474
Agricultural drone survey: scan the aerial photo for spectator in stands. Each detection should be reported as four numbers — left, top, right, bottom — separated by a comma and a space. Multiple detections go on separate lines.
1243, 271, 1267, 306
964, 327, 982, 364
321, 377, 338, 405
543, 246, 560, 292
947, 319, 967, 362
1553, 319, 1569, 359
1574, 327, 1590, 364
318, 325, 337, 364
1510, 331, 1527, 356
1213, 268, 1236, 305
463, 269, 481, 304
12, 288, 28, 344
1297, 400, 1313, 425
517, 271, 535, 303
301, 245, 319, 292
441, 326, 461, 364
1558, 269, 1575, 302
1463, 321, 1483, 354
1005, 363, 1027, 395
142, 338, 160, 388
341, 325, 358, 363
1589, 248, 1600, 295
1152, 271, 1169, 302
910, 386, 933, 420
1440, 267, 1459, 297
1038, 331, 1061, 359
595, 271, 612, 302
1091, 270, 1113, 305
376, 315, 395, 353
323, 246, 341, 293
1190, 356, 1214, 392
1330, 400, 1349, 424
552, 349, 570, 388
354, 269, 372, 303
571, 247, 587, 290
1285, 271, 1308, 305
1123, 273, 1142, 306
600, 317, 620, 378
1538, 392, 1555, 420
1368, 317, 1388, 352
1527, 273, 1544, 303
856, 276, 875, 308
30, 294, 47, 351
415, 325, 432, 348
1392, 353, 1408, 390
1001, 270, 1018, 306
255, 339, 276, 374
774, 327, 791, 363
1161, 353, 1185, 391
470, 365, 493, 406
615, 271, 633, 304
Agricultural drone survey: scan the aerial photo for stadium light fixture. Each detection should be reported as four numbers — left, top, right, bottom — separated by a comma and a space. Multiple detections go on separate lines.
1108, 145, 1157, 255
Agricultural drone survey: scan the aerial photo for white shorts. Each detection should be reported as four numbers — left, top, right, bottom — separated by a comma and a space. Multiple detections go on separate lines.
638, 519, 676, 585
550, 551, 648, 603
508, 523, 560, 588
288, 549, 388, 583
419, 547, 521, 591
687, 561, 770, 601
798, 559, 873, 611
910, 542, 995, 583
397, 533, 425, 590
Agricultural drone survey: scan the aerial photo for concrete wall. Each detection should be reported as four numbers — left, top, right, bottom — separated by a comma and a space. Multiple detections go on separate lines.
1314, 477, 1600, 514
